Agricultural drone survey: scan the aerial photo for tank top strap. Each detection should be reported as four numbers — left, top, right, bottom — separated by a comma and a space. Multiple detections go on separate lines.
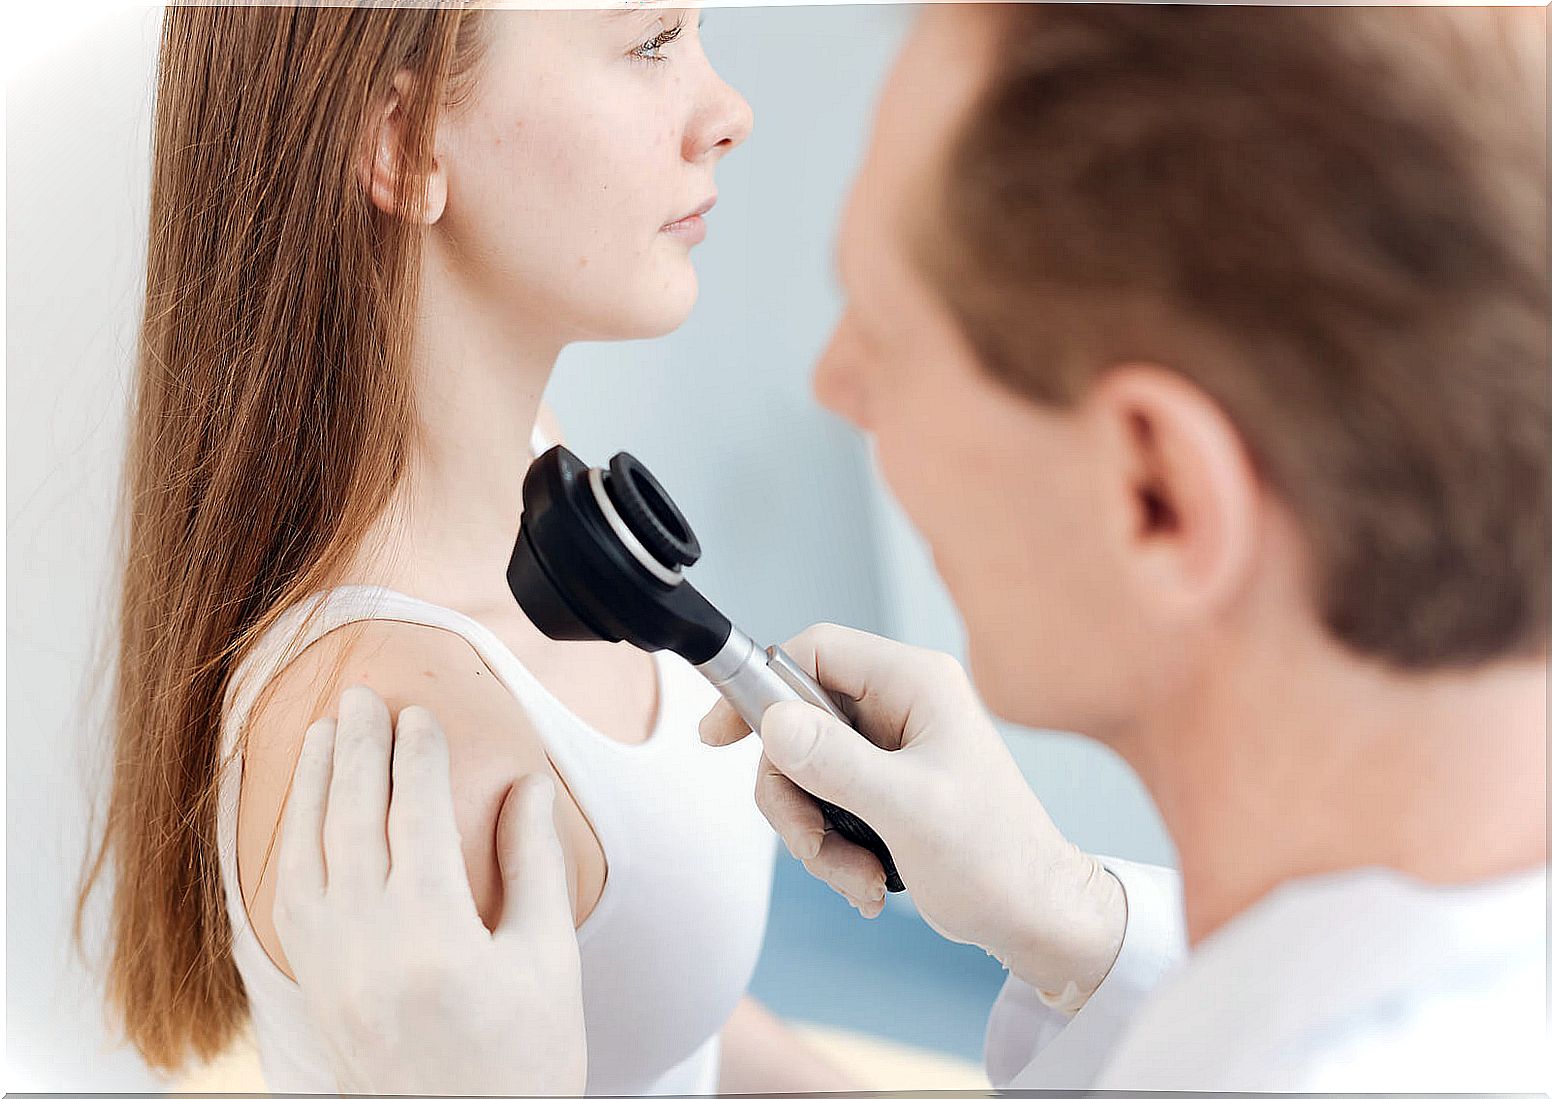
224, 414, 552, 752
225, 584, 553, 736
215, 575, 775, 1097
221, 584, 652, 851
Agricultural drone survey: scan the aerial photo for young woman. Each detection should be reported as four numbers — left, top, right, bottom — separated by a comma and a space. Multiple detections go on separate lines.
78, 6, 858, 1094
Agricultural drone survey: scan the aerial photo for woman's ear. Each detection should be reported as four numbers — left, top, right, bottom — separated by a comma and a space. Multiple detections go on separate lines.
1085, 364, 1259, 624
358, 70, 448, 225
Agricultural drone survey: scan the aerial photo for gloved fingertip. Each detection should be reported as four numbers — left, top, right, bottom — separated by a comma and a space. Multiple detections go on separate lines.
395, 705, 445, 748
784, 828, 825, 862
339, 683, 386, 717
759, 699, 823, 772
697, 702, 737, 746
505, 775, 556, 841
802, 828, 826, 860
527, 771, 556, 808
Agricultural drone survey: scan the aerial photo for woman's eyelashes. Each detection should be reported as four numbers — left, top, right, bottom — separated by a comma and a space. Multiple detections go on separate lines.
629, 17, 686, 65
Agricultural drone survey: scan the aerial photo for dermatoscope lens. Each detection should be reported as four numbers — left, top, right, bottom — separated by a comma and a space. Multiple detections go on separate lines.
605, 452, 702, 570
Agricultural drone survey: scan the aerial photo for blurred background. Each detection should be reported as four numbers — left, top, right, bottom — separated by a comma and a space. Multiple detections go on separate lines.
7, 4, 1172, 1090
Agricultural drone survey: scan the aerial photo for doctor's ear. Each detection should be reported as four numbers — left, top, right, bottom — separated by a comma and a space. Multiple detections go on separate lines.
1084, 364, 1260, 622
358, 70, 448, 225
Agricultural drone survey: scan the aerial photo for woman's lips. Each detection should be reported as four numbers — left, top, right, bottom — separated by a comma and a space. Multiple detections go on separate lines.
662, 196, 716, 244
661, 215, 707, 244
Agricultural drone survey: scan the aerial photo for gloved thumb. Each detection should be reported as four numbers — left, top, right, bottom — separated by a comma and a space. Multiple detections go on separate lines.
494, 773, 576, 945
759, 699, 900, 822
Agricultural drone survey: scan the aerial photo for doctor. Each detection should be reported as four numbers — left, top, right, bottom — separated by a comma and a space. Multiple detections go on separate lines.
274, 5, 1547, 1093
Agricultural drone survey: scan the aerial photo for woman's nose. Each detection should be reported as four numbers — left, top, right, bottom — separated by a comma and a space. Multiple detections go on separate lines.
685, 75, 753, 163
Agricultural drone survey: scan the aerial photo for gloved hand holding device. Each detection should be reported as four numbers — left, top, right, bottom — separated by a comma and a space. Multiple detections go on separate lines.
502, 444, 1125, 1009
701, 625, 1129, 1011
274, 686, 587, 1096
506, 445, 904, 890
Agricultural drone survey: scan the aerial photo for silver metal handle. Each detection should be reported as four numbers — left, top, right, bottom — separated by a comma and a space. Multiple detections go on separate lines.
695, 627, 806, 731
695, 627, 905, 892
766, 645, 851, 725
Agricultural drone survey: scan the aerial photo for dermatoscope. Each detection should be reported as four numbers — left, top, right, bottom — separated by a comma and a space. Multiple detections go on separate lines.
505, 445, 904, 893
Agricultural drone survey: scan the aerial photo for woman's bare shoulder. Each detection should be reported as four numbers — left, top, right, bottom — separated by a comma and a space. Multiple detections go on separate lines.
234, 618, 580, 981
246, 617, 549, 773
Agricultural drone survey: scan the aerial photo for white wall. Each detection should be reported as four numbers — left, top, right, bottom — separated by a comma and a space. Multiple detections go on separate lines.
8, 7, 164, 1090
6, 5, 1168, 1090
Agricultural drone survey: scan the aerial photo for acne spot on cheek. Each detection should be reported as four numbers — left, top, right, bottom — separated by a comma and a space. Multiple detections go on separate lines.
578, 255, 589, 269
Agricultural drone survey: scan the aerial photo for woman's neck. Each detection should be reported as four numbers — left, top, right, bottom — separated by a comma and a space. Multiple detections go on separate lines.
351, 268, 566, 608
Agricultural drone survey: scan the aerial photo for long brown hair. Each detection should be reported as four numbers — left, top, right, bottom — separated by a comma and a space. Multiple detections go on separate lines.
74, 3, 490, 1075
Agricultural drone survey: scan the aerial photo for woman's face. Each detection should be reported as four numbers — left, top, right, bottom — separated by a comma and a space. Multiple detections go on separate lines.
429, 9, 752, 344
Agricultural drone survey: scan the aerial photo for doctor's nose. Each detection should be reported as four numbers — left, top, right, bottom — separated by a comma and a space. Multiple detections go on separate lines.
813, 315, 872, 431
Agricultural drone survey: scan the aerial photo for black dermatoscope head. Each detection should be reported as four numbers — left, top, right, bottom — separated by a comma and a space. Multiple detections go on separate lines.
505, 446, 731, 661
506, 445, 905, 892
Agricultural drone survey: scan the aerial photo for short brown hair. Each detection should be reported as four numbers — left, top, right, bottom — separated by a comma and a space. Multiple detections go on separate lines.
920, 6, 1548, 669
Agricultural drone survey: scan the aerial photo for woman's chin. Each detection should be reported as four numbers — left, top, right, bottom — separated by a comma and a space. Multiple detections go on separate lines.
616, 279, 699, 340
562, 265, 698, 342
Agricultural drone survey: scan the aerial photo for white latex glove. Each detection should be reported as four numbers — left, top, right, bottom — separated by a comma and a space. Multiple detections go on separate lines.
275, 685, 587, 1096
701, 624, 1127, 1009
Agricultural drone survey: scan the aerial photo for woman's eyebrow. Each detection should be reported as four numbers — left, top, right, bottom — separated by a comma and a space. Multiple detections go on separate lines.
608, 3, 697, 20
602, 7, 662, 37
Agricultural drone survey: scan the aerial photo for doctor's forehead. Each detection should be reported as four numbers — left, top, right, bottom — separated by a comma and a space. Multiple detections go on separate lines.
834, 12, 1001, 284
878, 8, 1002, 165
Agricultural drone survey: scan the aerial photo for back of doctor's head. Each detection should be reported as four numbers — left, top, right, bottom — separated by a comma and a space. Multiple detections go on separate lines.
917, 6, 1547, 672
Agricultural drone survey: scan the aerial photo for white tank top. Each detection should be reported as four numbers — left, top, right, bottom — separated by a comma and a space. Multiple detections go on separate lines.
215, 424, 777, 1095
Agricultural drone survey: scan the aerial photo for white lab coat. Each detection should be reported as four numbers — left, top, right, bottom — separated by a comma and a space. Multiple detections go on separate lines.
984, 857, 1549, 1092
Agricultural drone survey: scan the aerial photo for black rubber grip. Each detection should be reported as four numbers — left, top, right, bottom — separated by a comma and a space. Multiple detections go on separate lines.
816, 798, 905, 893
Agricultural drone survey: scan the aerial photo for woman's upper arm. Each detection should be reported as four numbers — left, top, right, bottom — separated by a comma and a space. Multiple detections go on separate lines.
236, 620, 583, 981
